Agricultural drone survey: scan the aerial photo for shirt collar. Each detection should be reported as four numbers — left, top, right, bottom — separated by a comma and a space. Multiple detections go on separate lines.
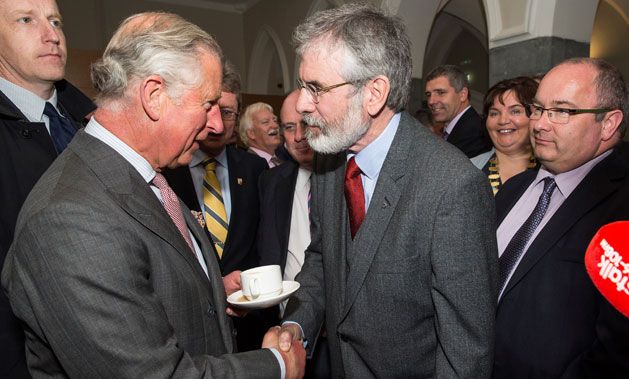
84, 117, 156, 184
0, 76, 58, 122
535, 149, 613, 198
249, 146, 274, 163
444, 105, 471, 135
190, 148, 227, 168
348, 112, 401, 179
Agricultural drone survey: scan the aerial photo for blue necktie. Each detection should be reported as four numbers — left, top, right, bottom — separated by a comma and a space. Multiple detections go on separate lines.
498, 177, 557, 293
44, 102, 76, 153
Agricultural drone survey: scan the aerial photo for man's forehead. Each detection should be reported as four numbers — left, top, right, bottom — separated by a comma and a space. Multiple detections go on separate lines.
538, 64, 596, 104
253, 108, 273, 119
426, 76, 453, 90
219, 91, 237, 107
1, 0, 60, 16
299, 42, 345, 81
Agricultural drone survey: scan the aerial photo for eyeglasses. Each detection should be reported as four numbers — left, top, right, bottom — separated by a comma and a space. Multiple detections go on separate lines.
296, 78, 355, 104
527, 104, 612, 124
220, 108, 239, 121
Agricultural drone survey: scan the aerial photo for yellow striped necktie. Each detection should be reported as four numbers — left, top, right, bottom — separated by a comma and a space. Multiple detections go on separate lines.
203, 158, 228, 258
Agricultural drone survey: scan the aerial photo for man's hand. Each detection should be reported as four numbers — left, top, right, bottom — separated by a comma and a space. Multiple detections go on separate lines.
222, 270, 246, 317
278, 323, 303, 352
222, 270, 241, 296
263, 326, 306, 379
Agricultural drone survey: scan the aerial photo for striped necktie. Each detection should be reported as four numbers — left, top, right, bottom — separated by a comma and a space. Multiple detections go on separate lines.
203, 158, 228, 258
498, 177, 557, 294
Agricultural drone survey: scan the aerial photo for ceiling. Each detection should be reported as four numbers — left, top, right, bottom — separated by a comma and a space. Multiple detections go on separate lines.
147, 0, 262, 13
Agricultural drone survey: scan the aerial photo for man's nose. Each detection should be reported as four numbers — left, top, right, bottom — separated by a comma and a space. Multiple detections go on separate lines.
296, 88, 315, 114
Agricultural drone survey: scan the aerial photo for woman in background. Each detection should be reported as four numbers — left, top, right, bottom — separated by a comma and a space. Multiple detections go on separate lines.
471, 76, 539, 195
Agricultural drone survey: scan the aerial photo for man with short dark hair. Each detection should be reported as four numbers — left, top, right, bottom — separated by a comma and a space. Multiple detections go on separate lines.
425, 64, 491, 157
0, 0, 95, 376
494, 58, 629, 378
278, 4, 498, 378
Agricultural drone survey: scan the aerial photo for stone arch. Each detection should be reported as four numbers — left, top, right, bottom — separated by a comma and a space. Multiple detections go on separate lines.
247, 25, 291, 95
421, 0, 489, 111
290, 0, 336, 89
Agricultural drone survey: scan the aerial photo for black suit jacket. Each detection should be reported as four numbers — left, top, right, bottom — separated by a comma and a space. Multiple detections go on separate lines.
163, 145, 267, 274
257, 160, 299, 274
0, 80, 94, 378
447, 107, 492, 158
494, 149, 629, 378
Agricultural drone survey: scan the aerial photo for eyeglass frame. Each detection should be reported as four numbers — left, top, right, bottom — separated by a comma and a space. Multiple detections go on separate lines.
220, 107, 239, 121
296, 78, 357, 104
527, 104, 613, 124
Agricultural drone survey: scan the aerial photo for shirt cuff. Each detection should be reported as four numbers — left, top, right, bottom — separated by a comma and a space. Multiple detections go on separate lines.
268, 348, 285, 379
281, 321, 308, 348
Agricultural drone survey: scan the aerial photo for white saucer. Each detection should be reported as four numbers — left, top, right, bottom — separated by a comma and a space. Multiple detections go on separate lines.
227, 281, 300, 310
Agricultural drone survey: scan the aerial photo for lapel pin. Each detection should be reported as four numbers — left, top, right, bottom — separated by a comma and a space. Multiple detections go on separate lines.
237, 178, 243, 185
190, 210, 206, 228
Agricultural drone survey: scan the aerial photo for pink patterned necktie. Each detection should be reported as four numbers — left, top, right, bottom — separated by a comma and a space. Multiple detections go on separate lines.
152, 173, 194, 252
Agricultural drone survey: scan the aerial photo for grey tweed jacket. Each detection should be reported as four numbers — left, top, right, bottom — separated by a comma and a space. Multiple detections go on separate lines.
284, 112, 499, 378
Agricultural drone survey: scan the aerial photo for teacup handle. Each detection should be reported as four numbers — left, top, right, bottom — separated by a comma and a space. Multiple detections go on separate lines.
249, 278, 260, 299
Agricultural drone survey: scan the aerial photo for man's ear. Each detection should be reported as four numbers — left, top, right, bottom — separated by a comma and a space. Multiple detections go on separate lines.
600, 109, 624, 141
364, 75, 390, 116
458, 87, 469, 103
140, 75, 167, 121
245, 127, 256, 142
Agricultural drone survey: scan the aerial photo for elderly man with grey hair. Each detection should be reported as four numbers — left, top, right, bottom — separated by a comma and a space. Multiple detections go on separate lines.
278, 3, 497, 378
239, 102, 283, 167
1, 12, 304, 378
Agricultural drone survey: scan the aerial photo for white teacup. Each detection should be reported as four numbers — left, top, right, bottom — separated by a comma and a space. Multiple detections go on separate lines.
240, 265, 283, 301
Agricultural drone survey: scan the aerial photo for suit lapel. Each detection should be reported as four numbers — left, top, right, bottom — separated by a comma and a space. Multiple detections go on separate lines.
223, 148, 243, 255
182, 206, 234, 351
502, 152, 626, 297
71, 131, 213, 293
340, 116, 410, 320
318, 152, 349, 311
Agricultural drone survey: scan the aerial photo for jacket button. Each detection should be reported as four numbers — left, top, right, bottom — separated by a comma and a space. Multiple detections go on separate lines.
337, 331, 347, 342
207, 304, 215, 316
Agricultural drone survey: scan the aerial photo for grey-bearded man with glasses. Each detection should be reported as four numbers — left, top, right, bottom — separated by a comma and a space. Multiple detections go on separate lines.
277, 3, 498, 378
493, 57, 629, 378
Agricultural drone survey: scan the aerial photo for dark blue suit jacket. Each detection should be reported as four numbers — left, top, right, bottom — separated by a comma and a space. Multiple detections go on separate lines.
163, 145, 267, 275
257, 160, 299, 274
494, 148, 629, 378
0, 80, 95, 378
447, 106, 492, 158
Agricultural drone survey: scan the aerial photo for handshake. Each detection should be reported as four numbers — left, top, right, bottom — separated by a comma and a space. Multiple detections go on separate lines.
222, 269, 306, 378
262, 324, 307, 379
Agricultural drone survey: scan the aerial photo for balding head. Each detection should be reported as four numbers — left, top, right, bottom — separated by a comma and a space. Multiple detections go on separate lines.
91, 12, 223, 110
281, 90, 314, 169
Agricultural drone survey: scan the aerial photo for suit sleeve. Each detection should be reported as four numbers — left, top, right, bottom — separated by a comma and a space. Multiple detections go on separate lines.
2, 201, 279, 378
430, 167, 499, 378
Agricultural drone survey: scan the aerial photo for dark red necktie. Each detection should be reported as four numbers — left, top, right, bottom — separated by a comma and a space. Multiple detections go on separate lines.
344, 157, 365, 239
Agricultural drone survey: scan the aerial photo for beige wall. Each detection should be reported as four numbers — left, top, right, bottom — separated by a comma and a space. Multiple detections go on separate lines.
57, 0, 247, 98
591, 0, 629, 80
242, 0, 315, 93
